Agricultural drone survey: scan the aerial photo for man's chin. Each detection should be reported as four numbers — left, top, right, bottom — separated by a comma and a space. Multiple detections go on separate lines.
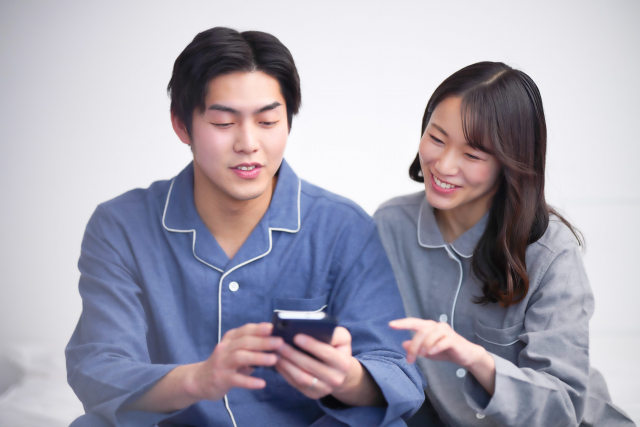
227, 185, 271, 203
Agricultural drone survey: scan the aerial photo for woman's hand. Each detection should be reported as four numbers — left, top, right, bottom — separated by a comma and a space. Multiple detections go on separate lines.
389, 318, 496, 395
275, 326, 384, 406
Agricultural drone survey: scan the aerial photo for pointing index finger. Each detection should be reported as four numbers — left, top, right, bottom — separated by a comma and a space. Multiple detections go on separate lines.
389, 317, 434, 331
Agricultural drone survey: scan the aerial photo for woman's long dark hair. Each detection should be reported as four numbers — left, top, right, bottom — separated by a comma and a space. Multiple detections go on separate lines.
409, 62, 583, 307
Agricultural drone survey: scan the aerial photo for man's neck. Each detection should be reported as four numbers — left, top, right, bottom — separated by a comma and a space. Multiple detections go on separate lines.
193, 163, 276, 260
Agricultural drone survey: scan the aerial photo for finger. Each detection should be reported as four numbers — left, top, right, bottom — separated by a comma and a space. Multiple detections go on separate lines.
275, 357, 332, 398
278, 342, 335, 374
228, 372, 267, 390
238, 366, 255, 376
406, 328, 429, 364
329, 327, 351, 347
278, 342, 340, 386
230, 334, 284, 352
389, 317, 436, 331
294, 334, 349, 371
224, 349, 278, 369
419, 323, 451, 353
426, 335, 453, 356
223, 322, 274, 341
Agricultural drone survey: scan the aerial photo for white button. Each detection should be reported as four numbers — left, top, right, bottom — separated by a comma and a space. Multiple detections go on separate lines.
476, 413, 485, 419
439, 314, 448, 323
456, 368, 466, 378
229, 281, 239, 292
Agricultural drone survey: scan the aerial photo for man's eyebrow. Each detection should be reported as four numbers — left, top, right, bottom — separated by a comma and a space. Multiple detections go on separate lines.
208, 104, 240, 114
430, 123, 449, 137
254, 102, 282, 114
206, 102, 282, 115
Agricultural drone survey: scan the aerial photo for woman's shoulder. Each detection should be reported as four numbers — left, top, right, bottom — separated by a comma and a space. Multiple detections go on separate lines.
530, 214, 582, 256
374, 191, 425, 225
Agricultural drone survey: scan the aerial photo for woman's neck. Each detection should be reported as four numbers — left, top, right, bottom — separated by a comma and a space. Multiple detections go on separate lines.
434, 198, 491, 244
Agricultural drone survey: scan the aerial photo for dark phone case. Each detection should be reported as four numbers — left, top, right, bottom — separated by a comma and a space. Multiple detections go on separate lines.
271, 313, 338, 356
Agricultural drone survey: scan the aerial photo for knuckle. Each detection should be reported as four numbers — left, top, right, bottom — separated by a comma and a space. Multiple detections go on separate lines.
328, 375, 343, 388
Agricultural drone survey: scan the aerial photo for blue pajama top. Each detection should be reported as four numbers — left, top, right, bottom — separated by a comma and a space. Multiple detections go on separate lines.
66, 160, 425, 427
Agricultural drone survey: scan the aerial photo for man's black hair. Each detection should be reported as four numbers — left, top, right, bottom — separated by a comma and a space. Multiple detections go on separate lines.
168, 27, 301, 135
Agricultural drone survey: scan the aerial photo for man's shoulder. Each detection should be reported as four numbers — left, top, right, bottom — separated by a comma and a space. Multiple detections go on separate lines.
94, 177, 172, 223
299, 179, 372, 225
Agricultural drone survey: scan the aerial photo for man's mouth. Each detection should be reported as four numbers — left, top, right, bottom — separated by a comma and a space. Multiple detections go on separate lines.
235, 165, 257, 171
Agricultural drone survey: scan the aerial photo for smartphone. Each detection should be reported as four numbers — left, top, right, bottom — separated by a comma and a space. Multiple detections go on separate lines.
271, 311, 338, 356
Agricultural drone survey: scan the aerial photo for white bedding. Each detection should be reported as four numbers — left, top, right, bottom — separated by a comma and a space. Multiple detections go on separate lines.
0, 344, 84, 427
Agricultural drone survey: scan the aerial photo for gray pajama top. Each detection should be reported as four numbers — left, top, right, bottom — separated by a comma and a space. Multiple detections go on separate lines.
374, 191, 634, 427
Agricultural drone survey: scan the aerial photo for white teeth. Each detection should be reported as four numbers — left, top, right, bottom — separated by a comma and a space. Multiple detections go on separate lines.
237, 165, 256, 171
433, 174, 455, 189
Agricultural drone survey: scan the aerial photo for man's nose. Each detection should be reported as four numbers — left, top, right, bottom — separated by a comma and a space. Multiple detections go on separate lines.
234, 123, 259, 154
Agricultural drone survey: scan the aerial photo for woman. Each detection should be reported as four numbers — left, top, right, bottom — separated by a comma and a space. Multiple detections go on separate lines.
374, 62, 634, 426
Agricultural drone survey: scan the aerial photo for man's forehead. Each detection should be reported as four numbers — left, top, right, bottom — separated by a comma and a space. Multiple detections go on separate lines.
204, 71, 285, 111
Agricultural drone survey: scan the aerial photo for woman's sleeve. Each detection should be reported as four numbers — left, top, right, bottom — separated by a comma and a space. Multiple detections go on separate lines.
65, 206, 182, 427
462, 238, 593, 427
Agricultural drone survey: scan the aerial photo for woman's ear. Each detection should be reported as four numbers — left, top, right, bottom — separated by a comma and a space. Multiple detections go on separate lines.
171, 112, 192, 147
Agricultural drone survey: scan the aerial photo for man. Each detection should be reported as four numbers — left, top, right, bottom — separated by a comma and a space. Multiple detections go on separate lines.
67, 27, 424, 426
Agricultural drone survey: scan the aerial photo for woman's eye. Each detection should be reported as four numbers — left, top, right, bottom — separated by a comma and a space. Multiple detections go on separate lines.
465, 153, 481, 160
430, 134, 443, 144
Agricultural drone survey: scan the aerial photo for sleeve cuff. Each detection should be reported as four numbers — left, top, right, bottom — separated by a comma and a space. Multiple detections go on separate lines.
463, 353, 519, 416
317, 354, 424, 426
90, 363, 186, 427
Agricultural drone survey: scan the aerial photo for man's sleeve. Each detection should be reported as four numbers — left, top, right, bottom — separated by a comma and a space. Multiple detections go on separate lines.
316, 219, 426, 427
66, 206, 182, 427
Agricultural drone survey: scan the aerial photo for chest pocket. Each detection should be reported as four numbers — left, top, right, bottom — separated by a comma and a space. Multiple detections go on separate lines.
474, 318, 525, 363
272, 293, 329, 314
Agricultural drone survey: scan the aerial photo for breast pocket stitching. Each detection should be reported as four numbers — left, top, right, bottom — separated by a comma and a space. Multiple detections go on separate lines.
474, 318, 524, 347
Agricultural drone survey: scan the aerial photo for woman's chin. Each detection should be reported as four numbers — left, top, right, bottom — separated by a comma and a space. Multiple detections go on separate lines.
424, 187, 458, 211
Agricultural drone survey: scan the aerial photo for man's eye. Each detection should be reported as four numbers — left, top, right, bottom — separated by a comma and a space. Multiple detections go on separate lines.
213, 123, 232, 128
261, 121, 278, 126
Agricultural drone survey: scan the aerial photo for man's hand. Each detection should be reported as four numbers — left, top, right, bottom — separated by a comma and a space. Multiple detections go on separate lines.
187, 322, 284, 401
274, 326, 384, 406
129, 322, 284, 413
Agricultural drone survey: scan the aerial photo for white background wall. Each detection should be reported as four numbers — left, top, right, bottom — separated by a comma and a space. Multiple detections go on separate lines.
1, 0, 638, 386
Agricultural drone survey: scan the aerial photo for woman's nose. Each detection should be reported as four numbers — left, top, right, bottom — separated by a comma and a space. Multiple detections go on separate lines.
434, 149, 459, 176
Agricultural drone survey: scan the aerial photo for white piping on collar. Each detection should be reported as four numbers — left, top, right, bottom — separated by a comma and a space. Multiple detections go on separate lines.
450, 245, 473, 259
162, 178, 224, 273
417, 201, 446, 249
444, 246, 463, 332
417, 201, 464, 332
162, 177, 302, 427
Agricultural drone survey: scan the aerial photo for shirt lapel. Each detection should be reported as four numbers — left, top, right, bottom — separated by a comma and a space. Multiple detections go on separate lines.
162, 162, 228, 272
224, 159, 301, 272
